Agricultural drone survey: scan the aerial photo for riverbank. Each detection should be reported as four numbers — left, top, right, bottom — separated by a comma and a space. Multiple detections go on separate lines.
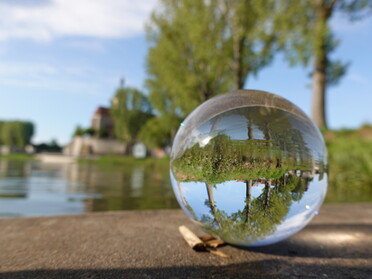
2, 124, 372, 205
0, 153, 34, 161
78, 155, 169, 168
325, 127, 372, 203
0, 204, 371, 278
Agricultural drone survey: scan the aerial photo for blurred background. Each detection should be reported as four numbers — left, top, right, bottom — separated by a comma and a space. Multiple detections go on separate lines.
0, 0, 371, 217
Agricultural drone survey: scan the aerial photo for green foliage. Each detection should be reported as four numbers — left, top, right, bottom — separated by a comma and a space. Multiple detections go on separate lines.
279, 0, 371, 87
147, 0, 230, 115
0, 153, 34, 161
171, 106, 317, 184
73, 125, 85, 137
198, 174, 308, 245
339, 0, 372, 20
34, 139, 62, 153
326, 59, 349, 86
171, 134, 314, 184
144, 0, 370, 133
0, 122, 3, 145
110, 87, 153, 143
146, 0, 279, 145
73, 125, 110, 139
78, 155, 169, 170
138, 116, 181, 148
273, 0, 372, 128
325, 129, 372, 203
0, 121, 34, 148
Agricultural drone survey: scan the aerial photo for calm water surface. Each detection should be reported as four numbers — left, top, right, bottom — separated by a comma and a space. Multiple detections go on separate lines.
0, 159, 179, 218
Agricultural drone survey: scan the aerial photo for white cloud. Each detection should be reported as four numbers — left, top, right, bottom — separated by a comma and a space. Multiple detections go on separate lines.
0, 0, 158, 41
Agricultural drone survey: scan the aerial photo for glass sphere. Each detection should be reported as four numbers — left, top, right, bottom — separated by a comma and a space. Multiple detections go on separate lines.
170, 90, 327, 246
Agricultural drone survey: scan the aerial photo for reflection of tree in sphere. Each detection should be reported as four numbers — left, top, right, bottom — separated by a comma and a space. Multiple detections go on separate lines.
170, 90, 327, 246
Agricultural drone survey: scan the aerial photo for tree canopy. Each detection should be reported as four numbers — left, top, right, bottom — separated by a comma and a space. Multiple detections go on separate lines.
0, 121, 34, 148
110, 87, 153, 144
110, 0, 372, 147
146, 0, 279, 145
277, 0, 372, 128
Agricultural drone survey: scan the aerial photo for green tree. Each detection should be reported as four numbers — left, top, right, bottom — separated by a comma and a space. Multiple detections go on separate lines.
138, 116, 178, 148
146, 0, 279, 145
110, 87, 153, 145
147, 0, 230, 115
200, 178, 296, 245
73, 125, 84, 137
1, 122, 13, 146
0, 121, 4, 145
205, 183, 222, 229
279, 0, 372, 129
0, 121, 34, 148
222, 0, 277, 89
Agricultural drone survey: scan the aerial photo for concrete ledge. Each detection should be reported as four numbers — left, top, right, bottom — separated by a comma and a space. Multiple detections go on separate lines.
0, 204, 371, 278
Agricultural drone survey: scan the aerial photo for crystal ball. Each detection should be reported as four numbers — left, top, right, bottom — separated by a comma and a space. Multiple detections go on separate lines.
170, 90, 327, 246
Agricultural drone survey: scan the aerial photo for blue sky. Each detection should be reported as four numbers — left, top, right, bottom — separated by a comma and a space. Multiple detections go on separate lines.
0, 0, 371, 145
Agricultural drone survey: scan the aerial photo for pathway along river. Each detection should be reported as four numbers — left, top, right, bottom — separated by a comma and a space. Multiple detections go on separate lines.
0, 158, 178, 217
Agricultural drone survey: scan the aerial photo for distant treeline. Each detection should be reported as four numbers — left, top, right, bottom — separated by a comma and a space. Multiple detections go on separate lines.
33, 140, 62, 153
0, 121, 34, 148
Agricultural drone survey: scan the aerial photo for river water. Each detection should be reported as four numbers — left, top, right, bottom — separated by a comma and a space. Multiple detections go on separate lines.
0, 159, 179, 218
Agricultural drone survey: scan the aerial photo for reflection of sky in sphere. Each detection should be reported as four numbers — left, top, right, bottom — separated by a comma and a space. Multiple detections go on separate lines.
172, 173, 327, 246
176, 180, 270, 220
197, 113, 266, 141
193, 107, 325, 163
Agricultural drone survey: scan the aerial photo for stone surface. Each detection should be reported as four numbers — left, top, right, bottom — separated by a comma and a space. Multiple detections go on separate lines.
0, 204, 371, 278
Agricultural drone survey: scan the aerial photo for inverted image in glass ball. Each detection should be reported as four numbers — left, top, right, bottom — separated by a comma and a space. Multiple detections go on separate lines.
170, 90, 327, 247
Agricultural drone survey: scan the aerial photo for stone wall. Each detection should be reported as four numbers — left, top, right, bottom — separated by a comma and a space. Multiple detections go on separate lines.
0, 145, 24, 154
63, 136, 126, 156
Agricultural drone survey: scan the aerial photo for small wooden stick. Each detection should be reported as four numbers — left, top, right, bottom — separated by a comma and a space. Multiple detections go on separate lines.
204, 239, 225, 248
207, 248, 232, 258
179, 225, 206, 251
200, 236, 215, 242
179, 226, 231, 258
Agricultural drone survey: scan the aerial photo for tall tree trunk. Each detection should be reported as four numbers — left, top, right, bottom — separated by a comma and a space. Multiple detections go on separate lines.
177, 181, 187, 206
210, 116, 221, 133
206, 183, 221, 228
248, 122, 254, 140
311, 0, 334, 129
244, 180, 252, 223
312, 56, 328, 129
232, 35, 245, 90
264, 180, 271, 208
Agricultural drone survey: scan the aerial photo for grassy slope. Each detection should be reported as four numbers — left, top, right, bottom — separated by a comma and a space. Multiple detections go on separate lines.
325, 126, 372, 203
0, 153, 34, 161
78, 156, 169, 169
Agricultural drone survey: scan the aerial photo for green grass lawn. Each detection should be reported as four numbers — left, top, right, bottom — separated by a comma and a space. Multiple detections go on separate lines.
0, 153, 34, 161
325, 126, 372, 203
78, 155, 169, 169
